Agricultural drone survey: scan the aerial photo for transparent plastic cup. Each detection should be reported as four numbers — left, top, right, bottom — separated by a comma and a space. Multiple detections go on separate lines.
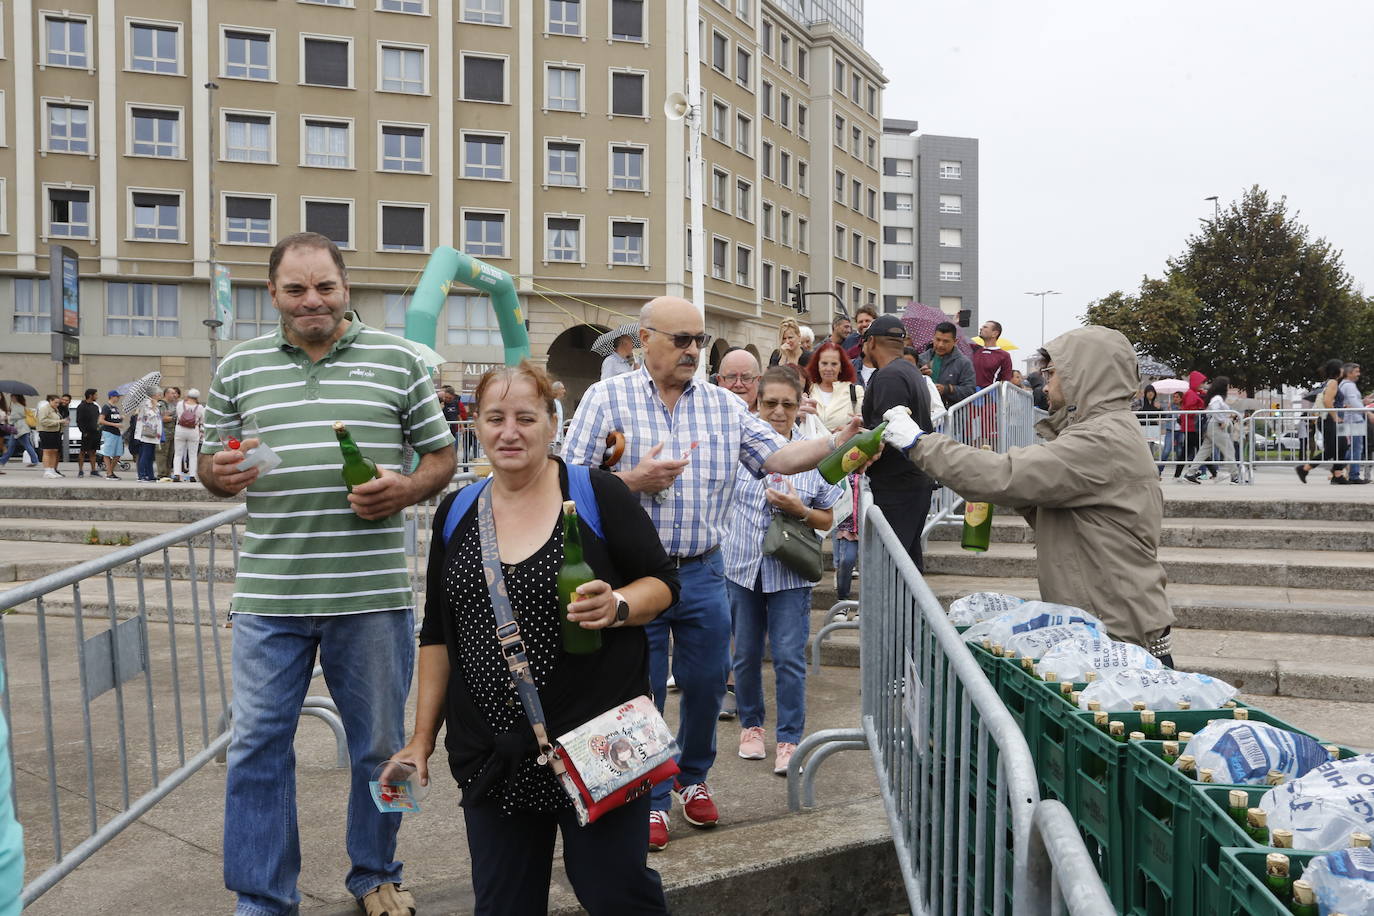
369, 759, 430, 814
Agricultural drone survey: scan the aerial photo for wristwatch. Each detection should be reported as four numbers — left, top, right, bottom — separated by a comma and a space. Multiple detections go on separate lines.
611, 591, 631, 627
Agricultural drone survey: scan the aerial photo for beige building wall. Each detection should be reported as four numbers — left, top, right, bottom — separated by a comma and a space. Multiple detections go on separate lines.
2, 0, 885, 402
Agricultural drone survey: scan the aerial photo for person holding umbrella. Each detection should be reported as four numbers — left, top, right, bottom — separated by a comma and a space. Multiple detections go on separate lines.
597, 327, 639, 381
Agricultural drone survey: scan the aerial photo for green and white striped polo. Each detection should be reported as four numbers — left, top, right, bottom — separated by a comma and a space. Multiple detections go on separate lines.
202, 313, 452, 615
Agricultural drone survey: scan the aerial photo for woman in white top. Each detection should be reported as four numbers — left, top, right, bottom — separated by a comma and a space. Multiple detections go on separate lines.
1183, 377, 1242, 485
171, 389, 206, 482
803, 341, 864, 433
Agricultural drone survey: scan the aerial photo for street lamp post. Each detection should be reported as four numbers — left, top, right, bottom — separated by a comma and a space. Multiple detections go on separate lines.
1024, 290, 1061, 350
1204, 195, 1219, 221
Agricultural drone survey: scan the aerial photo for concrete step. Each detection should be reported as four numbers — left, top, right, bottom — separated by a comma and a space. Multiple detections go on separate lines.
0, 498, 229, 524
4, 518, 242, 548
0, 541, 242, 587
1237, 694, 1374, 754
927, 515, 1374, 552
922, 575, 1374, 638
1160, 490, 1374, 522
924, 542, 1374, 591
0, 479, 229, 503
1175, 628, 1374, 704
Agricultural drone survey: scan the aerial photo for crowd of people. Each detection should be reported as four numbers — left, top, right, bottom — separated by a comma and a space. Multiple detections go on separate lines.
0, 387, 207, 482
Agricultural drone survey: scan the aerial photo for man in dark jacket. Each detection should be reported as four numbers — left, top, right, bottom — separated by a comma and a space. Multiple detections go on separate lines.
918, 322, 976, 406
75, 388, 101, 477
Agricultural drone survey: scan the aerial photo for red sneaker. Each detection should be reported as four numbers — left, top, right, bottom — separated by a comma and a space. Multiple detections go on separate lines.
648, 810, 669, 852
672, 780, 719, 827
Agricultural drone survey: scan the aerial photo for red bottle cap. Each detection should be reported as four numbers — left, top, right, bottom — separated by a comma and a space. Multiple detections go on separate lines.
227, 437, 241, 450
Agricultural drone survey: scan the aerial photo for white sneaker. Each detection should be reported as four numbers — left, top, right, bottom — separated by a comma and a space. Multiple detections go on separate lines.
43, 469, 60, 479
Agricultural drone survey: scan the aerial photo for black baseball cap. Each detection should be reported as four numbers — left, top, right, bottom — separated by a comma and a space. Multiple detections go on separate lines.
862, 314, 907, 341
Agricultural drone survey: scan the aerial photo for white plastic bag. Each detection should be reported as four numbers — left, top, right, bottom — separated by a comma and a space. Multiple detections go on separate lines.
959, 600, 1103, 648
1260, 754, 1374, 851
1177, 720, 1330, 785
1035, 638, 1161, 682
1077, 668, 1238, 713
948, 592, 1025, 627
1302, 847, 1374, 916
1004, 624, 1101, 661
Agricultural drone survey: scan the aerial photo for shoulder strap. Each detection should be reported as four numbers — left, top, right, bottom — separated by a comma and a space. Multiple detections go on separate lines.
442, 477, 490, 546
849, 383, 857, 409
443, 465, 604, 547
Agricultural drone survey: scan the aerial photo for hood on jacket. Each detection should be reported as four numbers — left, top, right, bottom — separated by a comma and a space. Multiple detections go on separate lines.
1188, 370, 1208, 392
1040, 326, 1140, 433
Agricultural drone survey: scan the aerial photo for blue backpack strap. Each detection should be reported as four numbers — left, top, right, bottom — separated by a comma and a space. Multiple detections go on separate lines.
566, 463, 604, 542
442, 477, 490, 547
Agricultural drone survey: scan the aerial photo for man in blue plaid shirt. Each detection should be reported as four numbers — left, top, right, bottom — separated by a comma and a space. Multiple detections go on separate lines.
564, 296, 861, 852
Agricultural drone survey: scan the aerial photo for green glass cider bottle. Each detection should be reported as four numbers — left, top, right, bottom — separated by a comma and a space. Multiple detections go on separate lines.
818, 422, 888, 484
960, 444, 995, 551
334, 421, 380, 492
557, 500, 602, 655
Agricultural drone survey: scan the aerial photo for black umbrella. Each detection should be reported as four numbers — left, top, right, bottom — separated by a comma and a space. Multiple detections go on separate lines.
0, 380, 38, 396
592, 322, 640, 357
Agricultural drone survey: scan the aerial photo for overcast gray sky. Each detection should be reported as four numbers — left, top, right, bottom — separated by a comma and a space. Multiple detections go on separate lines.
864, 0, 1374, 364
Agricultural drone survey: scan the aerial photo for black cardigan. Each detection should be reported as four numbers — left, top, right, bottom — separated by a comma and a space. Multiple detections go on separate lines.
418, 458, 679, 805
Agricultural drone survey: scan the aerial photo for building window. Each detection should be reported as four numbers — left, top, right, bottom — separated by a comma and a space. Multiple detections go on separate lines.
711, 168, 729, 211
939, 228, 962, 248
867, 188, 877, 219
462, 132, 505, 179
546, 140, 581, 186
796, 47, 807, 80
545, 216, 581, 262
611, 220, 644, 265
834, 115, 844, 147
130, 107, 180, 157
711, 31, 727, 72
46, 102, 90, 153
779, 268, 791, 300
778, 92, 790, 128
851, 73, 861, 101
303, 118, 350, 167
462, 0, 505, 24
797, 217, 808, 252
761, 140, 772, 179
778, 150, 790, 187
107, 282, 179, 337
220, 37, 275, 97
884, 192, 913, 211
940, 262, 962, 282
302, 36, 350, 88
851, 178, 861, 211
548, 0, 580, 34
132, 191, 181, 241
834, 225, 844, 253
884, 226, 913, 245
834, 170, 844, 202
797, 161, 808, 195
734, 113, 752, 156
761, 80, 772, 119
761, 202, 773, 239
47, 188, 92, 238
381, 124, 425, 172
610, 0, 644, 41
224, 112, 272, 162
770, 209, 785, 247
867, 85, 877, 113
736, 0, 750, 23
834, 279, 845, 301
45, 15, 89, 68
866, 136, 876, 166
736, 178, 752, 219
224, 195, 272, 245
711, 237, 727, 280
851, 126, 862, 158
711, 100, 729, 143
129, 22, 178, 74
462, 211, 505, 257
735, 245, 752, 287
940, 194, 962, 214
851, 231, 861, 262
14, 280, 51, 334
232, 287, 274, 340
380, 45, 425, 93
735, 47, 751, 88
380, 0, 425, 12
610, 71, 644, 117
779, 33, 791, 69
761, 262, 773, 300
446, 294, 500, 345
462, 54, 506, 102
883, 261, 913, 280
796, 103, 807, 138
760, 19, 772, 56
867, 239, 877, 270
303, 199, 351, 247
834, 59, 844, 89
383, 293, 408, 334
610, 145, 643, 190
940, 160, 962, 179
884, 157, 913, 177
546, 65, 581, 111
940, 296, 963, 314
381, 204, 427, 251
851, 286, 861, 312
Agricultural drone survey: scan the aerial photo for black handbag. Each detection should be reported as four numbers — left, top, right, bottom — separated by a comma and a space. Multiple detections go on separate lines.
762, 510, 823, 582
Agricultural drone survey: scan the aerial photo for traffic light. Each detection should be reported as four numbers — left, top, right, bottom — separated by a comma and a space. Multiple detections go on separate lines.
788, 284, 805, 313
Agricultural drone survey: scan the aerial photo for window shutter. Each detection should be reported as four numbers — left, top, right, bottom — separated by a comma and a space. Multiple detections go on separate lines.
304, 39, 349, 87
227, 197, 271, 220
465, 57, 504, 101
611, 73, 643, 116
383, 206, 424, 248
611, 0, 643, 39
306, 201, 350, 245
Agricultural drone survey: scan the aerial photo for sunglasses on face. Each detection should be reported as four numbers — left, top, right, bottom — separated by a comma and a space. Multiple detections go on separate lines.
644, 326, 711, 350
760, 398, 799, 411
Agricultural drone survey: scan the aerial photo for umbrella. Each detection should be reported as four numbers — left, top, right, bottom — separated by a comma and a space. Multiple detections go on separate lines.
971, 336, 1019, 351
1137, 357, 1174, 378
591, 322, 640, 357
402, 340, 447, 371
114, 371, 163, 414
0, 380, 38, 396
899, 302, 972, 356
1150, 378, 1190, 394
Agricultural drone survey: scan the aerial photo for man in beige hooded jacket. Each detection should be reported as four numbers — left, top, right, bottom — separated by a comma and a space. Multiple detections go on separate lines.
879, 325, 1176, 658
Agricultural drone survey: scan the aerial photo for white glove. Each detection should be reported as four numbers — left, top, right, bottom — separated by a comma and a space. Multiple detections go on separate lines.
881, 406, 925, 453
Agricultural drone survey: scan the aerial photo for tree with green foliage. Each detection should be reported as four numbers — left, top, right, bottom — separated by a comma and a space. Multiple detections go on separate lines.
1085, 185, 1361, 393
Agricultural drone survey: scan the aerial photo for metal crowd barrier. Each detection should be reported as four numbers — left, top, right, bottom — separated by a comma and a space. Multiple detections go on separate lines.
791, 504, 1114, 915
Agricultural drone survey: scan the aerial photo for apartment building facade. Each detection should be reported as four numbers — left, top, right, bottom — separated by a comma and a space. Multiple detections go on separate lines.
1, 0, 884, 399
879, 119, 978, 326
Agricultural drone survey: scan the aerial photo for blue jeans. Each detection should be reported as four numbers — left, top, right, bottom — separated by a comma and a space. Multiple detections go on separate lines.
727, 580, 811, 743
1345, 435, 1367, 480
135, 439, 156, 479
645, 551, 730, 811
224, 609, 414, 916
833, 537, 858, 601
0, 433, 37, 466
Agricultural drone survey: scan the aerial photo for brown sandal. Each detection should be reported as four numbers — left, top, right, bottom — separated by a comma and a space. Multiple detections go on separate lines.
357, 882, 416, 916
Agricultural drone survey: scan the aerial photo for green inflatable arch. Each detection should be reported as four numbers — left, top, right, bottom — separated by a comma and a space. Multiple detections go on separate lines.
403, 246, 530, 365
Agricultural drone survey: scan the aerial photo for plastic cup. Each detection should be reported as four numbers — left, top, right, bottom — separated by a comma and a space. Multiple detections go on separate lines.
369, 760, 430, 814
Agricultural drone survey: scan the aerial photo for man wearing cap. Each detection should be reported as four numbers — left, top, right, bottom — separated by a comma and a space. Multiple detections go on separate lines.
860, 315, 936, 570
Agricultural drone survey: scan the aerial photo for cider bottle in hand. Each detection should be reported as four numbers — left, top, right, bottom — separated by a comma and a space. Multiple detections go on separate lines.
334, 421, 380, 491
557, 500, 602, 654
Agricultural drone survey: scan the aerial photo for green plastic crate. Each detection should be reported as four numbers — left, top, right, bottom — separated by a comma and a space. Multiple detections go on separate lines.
1123, 741, 1204, 915
1218, 847, 1316, 916
994, 655, 1042, 736
1033, 679, 1082, 804
1065, 710, 1129, 910
1192, 785, 1266, 913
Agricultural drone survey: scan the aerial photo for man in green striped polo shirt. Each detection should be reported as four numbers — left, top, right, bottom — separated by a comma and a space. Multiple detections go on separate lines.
199, 232, 455, 916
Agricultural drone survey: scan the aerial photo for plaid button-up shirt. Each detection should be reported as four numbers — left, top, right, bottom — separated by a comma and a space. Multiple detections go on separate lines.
563, 367, 785, 557
721, 451, 841, 593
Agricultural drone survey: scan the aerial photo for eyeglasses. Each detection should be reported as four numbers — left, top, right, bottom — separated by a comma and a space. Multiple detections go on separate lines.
720, 373, 758, 385
759, 398, 799, 411
643, 326, 711, 350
